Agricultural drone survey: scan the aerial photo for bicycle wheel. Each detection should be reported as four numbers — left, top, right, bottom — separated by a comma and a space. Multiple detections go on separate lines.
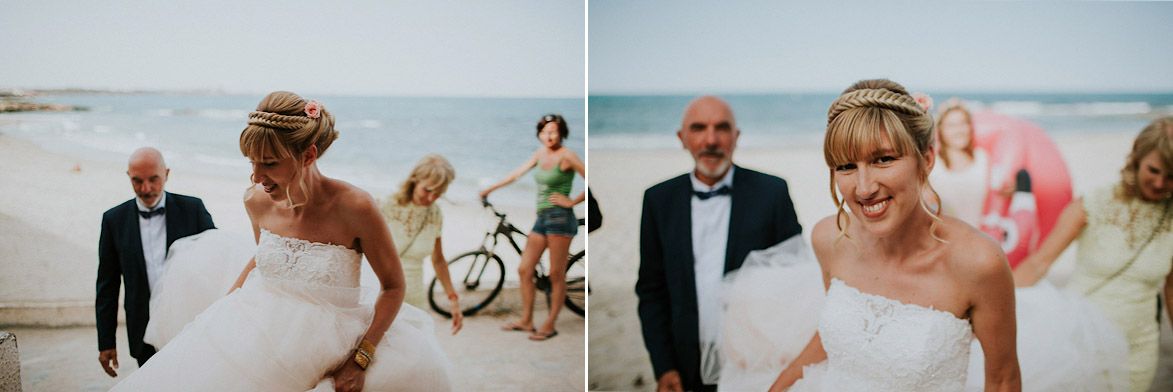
428, 250, 506, 317
564, 250, 586, 316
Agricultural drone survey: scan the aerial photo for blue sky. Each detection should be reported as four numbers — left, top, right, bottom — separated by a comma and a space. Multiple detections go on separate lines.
589, 1, 1173, 95
1, 0, 585, 98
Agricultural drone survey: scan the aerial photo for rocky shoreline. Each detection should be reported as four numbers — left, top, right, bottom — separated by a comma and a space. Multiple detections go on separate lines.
0, 100, 87, 113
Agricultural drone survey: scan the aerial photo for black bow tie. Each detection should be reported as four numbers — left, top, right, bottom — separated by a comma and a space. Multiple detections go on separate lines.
139, 207, 165, 219
693, 186, 731, 200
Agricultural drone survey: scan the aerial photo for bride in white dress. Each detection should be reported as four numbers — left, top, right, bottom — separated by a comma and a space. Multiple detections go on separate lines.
761, 80, 1022, 391
112, 91, 452, 391
717, 81, 1128, 392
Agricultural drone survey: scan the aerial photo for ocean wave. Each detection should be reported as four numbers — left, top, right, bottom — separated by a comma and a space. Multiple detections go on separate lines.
62, 119, 81, 132
990, 101, 1046, 116
988, 101, 1153, 117
337, 120, 383, 129
588, 133, 681, 150
193, 108, 251, 119
167, 109, 250, 120
192, 153, 249, 169
589, 132, 825, 150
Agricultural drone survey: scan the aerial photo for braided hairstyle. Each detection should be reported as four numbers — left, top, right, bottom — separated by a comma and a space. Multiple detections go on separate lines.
239, 91, 338, 208
823, 79, 944, 244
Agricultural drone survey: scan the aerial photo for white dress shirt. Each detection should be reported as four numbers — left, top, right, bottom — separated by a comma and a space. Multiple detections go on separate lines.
691, 167, 734, 348
136, 193, 167, 295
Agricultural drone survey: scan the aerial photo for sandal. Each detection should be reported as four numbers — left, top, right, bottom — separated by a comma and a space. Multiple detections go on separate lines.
501, 322, 534, 332
528, 330, 559, 341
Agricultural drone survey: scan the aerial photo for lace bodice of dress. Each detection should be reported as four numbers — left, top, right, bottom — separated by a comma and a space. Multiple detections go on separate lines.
381, 202, 442, 262
818, 278, 974, 391
255, 229, 362, 288
1071, 185, 1173, 291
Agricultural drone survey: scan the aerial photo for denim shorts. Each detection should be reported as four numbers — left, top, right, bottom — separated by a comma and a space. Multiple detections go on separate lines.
532, 207, 578, 237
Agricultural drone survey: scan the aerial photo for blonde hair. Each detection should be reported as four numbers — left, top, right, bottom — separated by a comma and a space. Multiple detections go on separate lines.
239, 91, 338, 208
824, 79, 944, 245
394, 154, 456, 206
1120, 116, 1173, 201
935, 105, 975, 169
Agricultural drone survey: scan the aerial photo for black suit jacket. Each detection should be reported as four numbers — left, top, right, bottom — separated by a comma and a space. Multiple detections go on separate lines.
637, 166, 802, 391
97, 192, 214, 359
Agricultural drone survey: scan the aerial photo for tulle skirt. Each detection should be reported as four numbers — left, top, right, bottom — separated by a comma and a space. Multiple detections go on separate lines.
711, 236, 824, 391
965, 280, 1129, 392
142, 229, 253, 348
118, 230, 452, 391
714, 237, 1130, 392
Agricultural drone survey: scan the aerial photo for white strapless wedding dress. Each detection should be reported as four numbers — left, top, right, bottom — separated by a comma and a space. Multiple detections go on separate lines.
789, 278, 974, 391
113, 229, 452, 391
717, 236, 1128, 392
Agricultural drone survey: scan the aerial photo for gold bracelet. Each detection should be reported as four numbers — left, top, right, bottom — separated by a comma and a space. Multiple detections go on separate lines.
352, 339, 376, 370
353, 349, 370, 370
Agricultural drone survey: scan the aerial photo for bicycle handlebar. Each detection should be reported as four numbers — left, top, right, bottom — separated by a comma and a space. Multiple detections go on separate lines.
480, 198, 507, 219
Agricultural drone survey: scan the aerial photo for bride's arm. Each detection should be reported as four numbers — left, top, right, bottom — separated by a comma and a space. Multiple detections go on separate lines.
769, 333, 826, 392
356, 192, 406, 345
227, 258, 255, 294
330, 191, 406, 392
229, 186, 266, 294
966, 237, 1021, 392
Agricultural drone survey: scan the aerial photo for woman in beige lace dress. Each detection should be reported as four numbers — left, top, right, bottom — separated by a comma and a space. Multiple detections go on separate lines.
1014, 116, 1173, 391
381, 154, 463, 334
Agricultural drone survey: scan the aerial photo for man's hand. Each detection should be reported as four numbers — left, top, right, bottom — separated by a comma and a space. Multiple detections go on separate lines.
99, 349, 119, 377
657, 370, 683, 392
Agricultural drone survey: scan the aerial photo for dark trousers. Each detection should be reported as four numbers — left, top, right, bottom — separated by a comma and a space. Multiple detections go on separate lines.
135, 344, 156, 367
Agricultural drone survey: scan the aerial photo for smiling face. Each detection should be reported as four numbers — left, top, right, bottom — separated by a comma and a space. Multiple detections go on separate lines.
833, 134, 935, 237
538, 121, 563, 149
938, 109, 972, 152
250, 154, 301, 202
1136, 150, 1173, 201
412, 179, 448, 207
678, 96, 739, 185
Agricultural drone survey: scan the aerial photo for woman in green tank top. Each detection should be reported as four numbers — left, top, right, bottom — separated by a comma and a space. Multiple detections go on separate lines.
479, 114, 585, 341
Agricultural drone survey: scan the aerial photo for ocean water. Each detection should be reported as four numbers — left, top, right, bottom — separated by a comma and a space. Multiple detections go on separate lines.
589, 92, 1173, 150
1, 94, 585, 206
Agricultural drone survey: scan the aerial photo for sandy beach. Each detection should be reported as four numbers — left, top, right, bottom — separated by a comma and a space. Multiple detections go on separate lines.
586, 130, 1173, 391
0, 131, 585, 390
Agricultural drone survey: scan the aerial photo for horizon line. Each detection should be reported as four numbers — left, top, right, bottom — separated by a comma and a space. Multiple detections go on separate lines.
0, 87, 584, 100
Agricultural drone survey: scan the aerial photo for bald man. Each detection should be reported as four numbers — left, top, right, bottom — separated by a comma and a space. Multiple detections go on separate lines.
97, 147, 215, 376
637, 96, 802, 391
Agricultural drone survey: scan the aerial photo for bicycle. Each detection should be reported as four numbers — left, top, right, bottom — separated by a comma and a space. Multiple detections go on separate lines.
428, 199, 585, 317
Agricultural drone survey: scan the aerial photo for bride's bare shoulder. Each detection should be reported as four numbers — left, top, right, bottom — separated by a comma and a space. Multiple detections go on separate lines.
328, 179, 379, 217
812, 215, 852, 270
243, 184, 275, 215
940, 217, 1009, 284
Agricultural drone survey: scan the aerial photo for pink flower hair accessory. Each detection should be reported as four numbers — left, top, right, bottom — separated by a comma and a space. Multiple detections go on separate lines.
304, 99, 323, 119
910, 92, 933, 112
